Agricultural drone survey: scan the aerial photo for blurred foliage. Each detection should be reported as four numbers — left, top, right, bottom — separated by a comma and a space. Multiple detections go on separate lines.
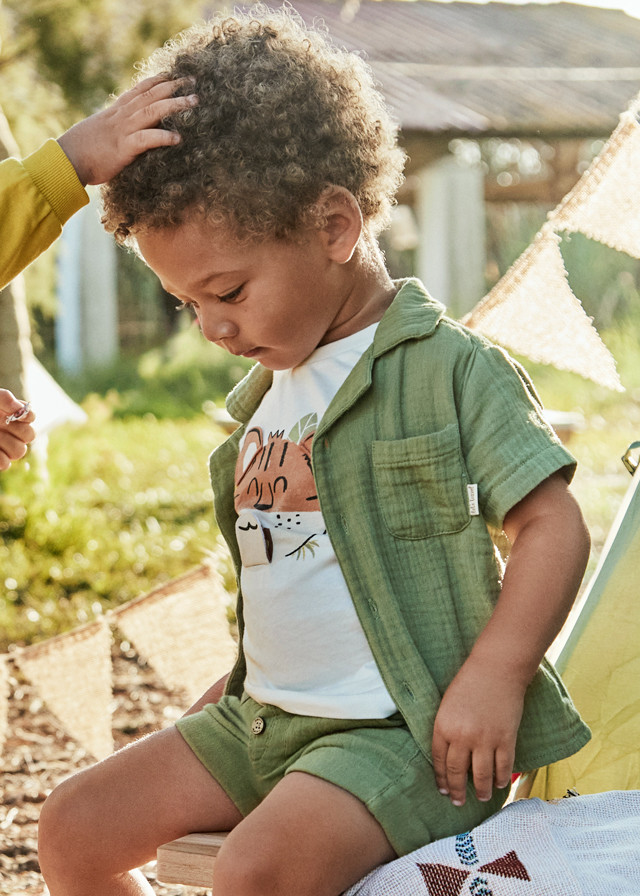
0, 0, 212, 125
55, 322, 251, 419
0, 406, 236, 649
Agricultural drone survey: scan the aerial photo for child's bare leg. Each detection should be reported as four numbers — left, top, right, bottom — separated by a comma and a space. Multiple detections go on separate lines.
212, 771, 396, 896
38, 725, 243, 896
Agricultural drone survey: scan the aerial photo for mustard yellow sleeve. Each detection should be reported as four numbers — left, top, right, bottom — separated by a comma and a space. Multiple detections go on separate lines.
0, 139, 89, 291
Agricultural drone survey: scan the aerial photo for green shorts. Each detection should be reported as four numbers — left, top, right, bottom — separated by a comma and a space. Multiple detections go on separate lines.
175, 693, 509, 856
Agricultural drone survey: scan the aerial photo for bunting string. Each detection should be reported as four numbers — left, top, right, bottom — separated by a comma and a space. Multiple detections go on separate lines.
1, 563, 237, 759
464, 92, 640, 392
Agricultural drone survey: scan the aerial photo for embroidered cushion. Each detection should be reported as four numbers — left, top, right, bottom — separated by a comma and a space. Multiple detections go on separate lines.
345, 791, 640, 896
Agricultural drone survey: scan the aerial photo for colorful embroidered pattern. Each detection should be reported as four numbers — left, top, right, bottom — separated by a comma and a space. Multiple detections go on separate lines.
456, 832, 478, 866
418, 833, 531, 896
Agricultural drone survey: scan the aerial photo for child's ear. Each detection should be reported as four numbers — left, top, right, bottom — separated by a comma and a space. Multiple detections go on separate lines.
317, 186, 363, 264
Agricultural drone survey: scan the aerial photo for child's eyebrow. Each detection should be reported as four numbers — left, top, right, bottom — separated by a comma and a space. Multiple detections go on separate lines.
160, 268, 245, 298
191, 270, 241, 291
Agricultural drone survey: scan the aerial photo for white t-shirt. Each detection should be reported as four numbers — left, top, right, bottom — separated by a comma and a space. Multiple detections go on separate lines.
234, 323, 396, 719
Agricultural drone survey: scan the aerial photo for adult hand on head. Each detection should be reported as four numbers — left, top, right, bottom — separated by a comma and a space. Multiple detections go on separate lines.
0, 390, 36, 471
57, 75, 199, 186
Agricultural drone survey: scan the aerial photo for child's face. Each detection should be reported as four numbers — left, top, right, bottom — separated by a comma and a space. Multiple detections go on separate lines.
137, 215, 357, 370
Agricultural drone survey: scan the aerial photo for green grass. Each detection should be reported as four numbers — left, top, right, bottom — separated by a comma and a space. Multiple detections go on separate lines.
0, 409, 235, 649
1, 319, 638, 650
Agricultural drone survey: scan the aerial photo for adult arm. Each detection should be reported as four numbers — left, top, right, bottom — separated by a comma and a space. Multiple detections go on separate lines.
0, 76, 197, 290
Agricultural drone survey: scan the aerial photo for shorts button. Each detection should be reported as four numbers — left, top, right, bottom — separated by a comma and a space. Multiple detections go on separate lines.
251, 717, 266, 735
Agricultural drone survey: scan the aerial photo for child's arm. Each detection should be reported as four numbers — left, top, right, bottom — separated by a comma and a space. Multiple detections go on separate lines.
432, 471, 590, 807
57, 74, 198, 186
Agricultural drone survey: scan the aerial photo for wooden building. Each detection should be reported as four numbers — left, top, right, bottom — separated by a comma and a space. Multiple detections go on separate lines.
57, 0, 640, 366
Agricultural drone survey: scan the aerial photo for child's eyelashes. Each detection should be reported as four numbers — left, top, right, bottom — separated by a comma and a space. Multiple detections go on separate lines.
174, 285, 244, 310
217, 284, 245, 303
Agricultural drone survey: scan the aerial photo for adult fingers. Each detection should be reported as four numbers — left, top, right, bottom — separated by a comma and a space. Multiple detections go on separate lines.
120, 76, 198, 124
0, 431, 29, 470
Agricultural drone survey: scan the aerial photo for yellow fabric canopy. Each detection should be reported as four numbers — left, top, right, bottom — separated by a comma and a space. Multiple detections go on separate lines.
529, 450, 640, 798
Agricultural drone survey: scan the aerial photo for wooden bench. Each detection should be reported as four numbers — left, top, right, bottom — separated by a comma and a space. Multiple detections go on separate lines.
157, 831, 228, 888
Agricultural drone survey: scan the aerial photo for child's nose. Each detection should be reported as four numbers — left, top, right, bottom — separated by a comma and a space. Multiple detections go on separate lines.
199, 311, 238, 345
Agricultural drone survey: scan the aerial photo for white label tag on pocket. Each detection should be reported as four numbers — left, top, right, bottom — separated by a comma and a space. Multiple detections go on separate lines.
467, 483, 479, 516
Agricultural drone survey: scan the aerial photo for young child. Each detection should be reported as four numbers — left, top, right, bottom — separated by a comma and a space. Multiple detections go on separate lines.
38, 9, 591, 896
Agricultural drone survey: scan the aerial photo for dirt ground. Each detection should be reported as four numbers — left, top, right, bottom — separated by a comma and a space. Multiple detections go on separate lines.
1, 645, 211, 896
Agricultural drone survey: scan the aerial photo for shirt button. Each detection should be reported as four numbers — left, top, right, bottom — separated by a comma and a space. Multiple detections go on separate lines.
251, 717, 266, 735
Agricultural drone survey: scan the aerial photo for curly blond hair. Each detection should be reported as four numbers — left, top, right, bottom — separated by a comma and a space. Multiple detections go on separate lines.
101, 6, 405, 245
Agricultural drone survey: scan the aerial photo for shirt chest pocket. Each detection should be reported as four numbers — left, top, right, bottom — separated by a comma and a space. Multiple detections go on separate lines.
372, 424, 471, 540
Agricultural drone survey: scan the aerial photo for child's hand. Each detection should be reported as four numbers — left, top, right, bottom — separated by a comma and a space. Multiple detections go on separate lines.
0, 390, 35, 471
57, 75, 199, 186
432, 656, 526, 806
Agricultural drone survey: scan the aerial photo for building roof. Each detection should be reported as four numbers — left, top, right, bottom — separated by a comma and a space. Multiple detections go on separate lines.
287, 0, 640, 137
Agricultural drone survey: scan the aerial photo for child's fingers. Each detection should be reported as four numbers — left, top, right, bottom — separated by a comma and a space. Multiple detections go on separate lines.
494, 745, 515, 791
432, 735, 471, 807
441, 743, 471, 807
431, 731, 449, 796
471, 750, 496, 803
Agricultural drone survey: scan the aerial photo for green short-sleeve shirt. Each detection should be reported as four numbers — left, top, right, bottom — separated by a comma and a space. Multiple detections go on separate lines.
210, 279, 590, 772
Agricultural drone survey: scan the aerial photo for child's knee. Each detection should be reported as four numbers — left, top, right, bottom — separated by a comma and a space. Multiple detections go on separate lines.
38, 774, 93, 874
212, 834, 313, 896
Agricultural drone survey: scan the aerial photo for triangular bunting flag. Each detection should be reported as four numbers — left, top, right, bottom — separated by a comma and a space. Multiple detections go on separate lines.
549, 111, 640, 260
418, 863, 469, 896
463, 229, 622, 391
15, 618, 113, 760
0, 655, 9, 754
115, 564, 237, 706
479, 850, 531, 880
